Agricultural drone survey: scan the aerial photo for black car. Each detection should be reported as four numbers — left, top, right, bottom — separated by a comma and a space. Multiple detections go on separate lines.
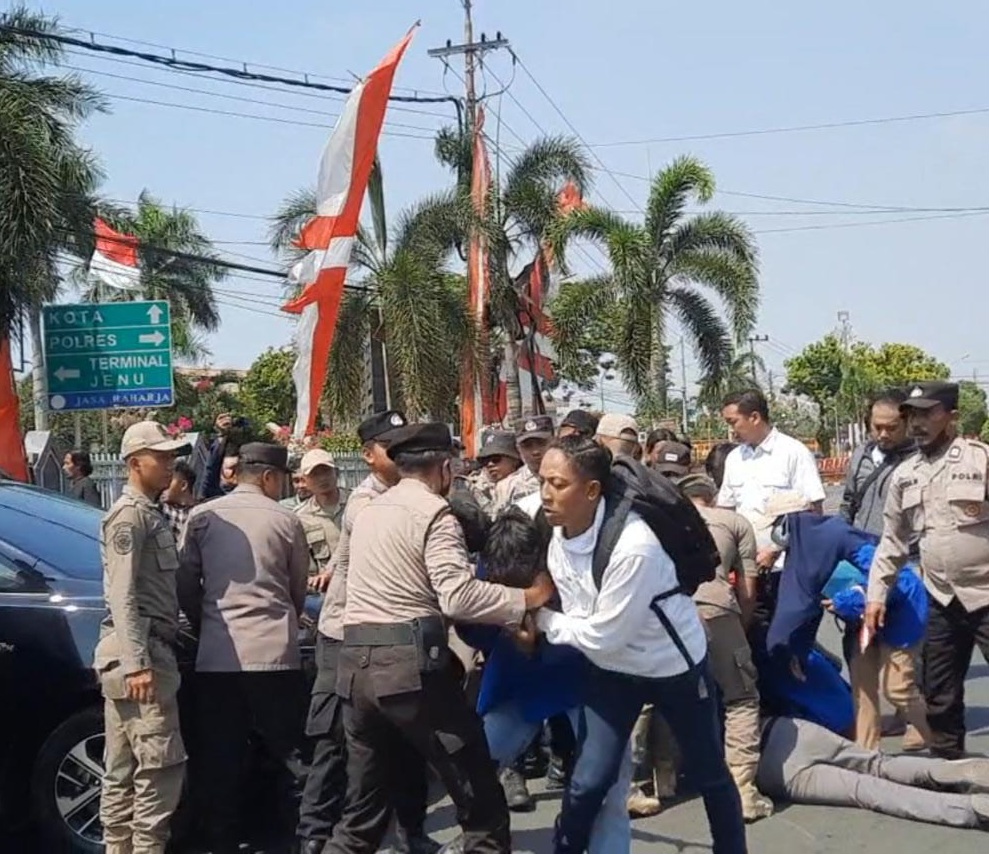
0, 482, 318, 852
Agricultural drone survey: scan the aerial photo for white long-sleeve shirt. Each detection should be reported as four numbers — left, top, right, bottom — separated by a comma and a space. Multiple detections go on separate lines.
534, 501, 707, 678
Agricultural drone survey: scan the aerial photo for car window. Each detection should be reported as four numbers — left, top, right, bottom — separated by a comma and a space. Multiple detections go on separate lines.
0, 485, 102, 581
0, 552, 30, 592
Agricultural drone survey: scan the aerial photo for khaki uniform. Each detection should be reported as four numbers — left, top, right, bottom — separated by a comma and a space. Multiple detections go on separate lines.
490, 466, 539, 517
178, 480, 312, 849
325, 477, 526, 854
94, 486, 186, 854
296, 492, 347, 576
178, 482, 310, 671
868, 436, 989, 756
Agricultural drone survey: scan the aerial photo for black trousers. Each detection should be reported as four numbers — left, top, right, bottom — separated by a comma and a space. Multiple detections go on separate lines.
196, 670, 305, 853
297, 634, 430, 841
923, 596, 989, 757
324, 643, 511, 854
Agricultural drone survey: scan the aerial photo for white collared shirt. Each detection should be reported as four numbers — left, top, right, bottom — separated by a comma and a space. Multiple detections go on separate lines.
534, 501, 707, 678
717, 427, 826, 523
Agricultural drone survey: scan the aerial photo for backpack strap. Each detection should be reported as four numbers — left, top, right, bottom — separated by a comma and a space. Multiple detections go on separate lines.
591, 491, 634, 590
648, 595, 696, 670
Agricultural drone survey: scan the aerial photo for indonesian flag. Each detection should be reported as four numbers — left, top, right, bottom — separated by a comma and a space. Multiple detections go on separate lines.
0, 338, 28, 483
90, 218, 141, 291
282, 26, 417, 437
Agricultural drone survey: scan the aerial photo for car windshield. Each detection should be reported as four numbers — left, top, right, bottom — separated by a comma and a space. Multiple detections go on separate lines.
0, 483, 102, 580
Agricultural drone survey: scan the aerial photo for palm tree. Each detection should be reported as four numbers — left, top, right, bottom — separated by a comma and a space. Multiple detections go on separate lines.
0, 8, 107, 428
549, 155, 760, 418
434, 126, 592, 422
74, 191, 225, 363
270, 159, 476, 423
697, 347, 766, 409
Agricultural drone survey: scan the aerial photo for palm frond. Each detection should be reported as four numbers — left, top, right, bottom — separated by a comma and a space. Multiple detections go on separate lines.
366, 156, 388, 261
645, 155, 715, 250
323, 291, 374, 423
665, 285, 733, 387
666, 211, 759, 269
546, 276, 617, 387
268, 187, 316, 255
670, 250, 760, 342
434, 124, 472, 186
614, 297, 655, 401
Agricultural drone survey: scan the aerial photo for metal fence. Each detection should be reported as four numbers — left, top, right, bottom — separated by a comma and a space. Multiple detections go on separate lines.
24, 430, 371, 510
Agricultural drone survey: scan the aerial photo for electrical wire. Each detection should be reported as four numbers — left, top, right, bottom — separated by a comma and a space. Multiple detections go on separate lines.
585, 106, 989, 148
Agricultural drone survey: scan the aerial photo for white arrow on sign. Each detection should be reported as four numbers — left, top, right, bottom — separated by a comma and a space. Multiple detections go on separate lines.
138, 331, 166, 346
54, 366, 80, 382
146, 305, 164, 325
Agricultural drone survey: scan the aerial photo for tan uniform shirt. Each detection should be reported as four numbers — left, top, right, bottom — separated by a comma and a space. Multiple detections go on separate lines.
97, 485, 180, 675
344, 478, 526, 628
868, 437, 989, 612
318, 474, 388, 640
694, 506, 758, 618
296, 493, 347, 575
491, 466, 540, 516
178, 483, 311, 671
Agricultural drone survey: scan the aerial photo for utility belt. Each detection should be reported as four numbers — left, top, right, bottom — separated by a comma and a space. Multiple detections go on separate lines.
343, 616, 450, 673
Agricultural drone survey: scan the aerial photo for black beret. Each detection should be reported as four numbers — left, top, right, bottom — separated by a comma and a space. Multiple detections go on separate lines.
901, 381, 959, 412
238, 442, 290, 471
385, 422, 453, 459
514, 414, 554, 441
358, 410, 408, 444
560, 409, 600, 436
477, 430, 520, 461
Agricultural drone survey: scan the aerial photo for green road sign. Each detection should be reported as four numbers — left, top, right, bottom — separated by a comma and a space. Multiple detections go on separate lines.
42, 301, 174, 412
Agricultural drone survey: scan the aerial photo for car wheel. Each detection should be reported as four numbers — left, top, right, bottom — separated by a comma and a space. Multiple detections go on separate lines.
30, 706, 105, 854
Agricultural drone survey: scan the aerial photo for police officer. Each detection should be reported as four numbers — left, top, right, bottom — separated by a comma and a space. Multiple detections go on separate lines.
178, 442, 311, 854
297, 411, 440, 854
866, 381, 989, 758
471, 430, 522, 516
94, 421, 191, 854
294, 447, 347, 587
491, 415, 554, 514
322, 422, 556, 854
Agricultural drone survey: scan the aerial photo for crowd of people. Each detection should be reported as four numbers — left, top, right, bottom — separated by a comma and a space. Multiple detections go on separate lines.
88, 381, 989, 854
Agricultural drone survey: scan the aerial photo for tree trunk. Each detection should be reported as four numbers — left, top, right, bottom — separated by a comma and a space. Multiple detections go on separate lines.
28, 306, 48, 431
504, 339, 523, 424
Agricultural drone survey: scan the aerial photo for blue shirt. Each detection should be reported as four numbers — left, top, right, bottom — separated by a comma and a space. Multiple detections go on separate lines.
456, 559, 588, 722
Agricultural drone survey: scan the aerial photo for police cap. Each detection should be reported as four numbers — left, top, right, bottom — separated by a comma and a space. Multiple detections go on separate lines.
358, 410, 407, 444
477, 430, 521, 461
238, 442, 290, 471
559, 409, 600, 437
514, 414, 554, 442
901, 381, 959, 412
385, 422, 453, 460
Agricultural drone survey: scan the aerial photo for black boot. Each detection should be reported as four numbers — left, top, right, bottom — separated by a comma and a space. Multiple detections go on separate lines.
393, 826, 442, 854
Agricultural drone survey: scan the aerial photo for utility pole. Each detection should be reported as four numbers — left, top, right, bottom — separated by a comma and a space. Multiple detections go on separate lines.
679, 336, 689, 436
428, 2, 510, 128
747, 334, 769, 385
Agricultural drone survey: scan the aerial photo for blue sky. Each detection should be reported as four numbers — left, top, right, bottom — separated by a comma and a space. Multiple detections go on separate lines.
39, 0, 989, 409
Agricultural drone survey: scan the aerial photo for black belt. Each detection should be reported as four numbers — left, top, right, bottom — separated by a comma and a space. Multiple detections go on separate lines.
344, 622, 418, 646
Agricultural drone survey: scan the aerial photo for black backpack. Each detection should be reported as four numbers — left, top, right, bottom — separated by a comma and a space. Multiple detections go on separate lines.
592, 456, 719, 595
591, 456, 719, 666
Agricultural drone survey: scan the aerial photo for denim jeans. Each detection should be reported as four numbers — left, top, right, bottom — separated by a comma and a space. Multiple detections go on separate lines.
483, 703, 632, 854
556, 659, 747, 854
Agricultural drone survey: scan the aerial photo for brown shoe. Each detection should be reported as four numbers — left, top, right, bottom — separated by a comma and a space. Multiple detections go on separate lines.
902, 724, 927, 753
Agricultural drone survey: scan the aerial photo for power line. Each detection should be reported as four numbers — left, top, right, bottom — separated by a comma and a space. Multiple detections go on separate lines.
62, 62, 445, 137
753, 209, 989, 235
3, 24, 460, 111
62, 24, 452, 99
510, 51, 643, 214
586, 106, 989, 148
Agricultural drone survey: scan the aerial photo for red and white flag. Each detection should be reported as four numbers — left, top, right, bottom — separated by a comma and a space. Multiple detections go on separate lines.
90, 218, 141, 291
282, 26, 417, 437
0, 337, 28, 483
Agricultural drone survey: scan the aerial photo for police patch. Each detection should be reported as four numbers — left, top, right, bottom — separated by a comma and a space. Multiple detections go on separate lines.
965, 503, 982, 518
910, 386, 924, 398
948, 445, 962, 462
390, 413, 405, 427
112, 525, 135, 555
524, 420, 537, 432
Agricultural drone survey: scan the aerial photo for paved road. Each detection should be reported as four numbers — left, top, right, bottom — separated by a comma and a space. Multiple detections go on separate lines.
420, 647, 989, 853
